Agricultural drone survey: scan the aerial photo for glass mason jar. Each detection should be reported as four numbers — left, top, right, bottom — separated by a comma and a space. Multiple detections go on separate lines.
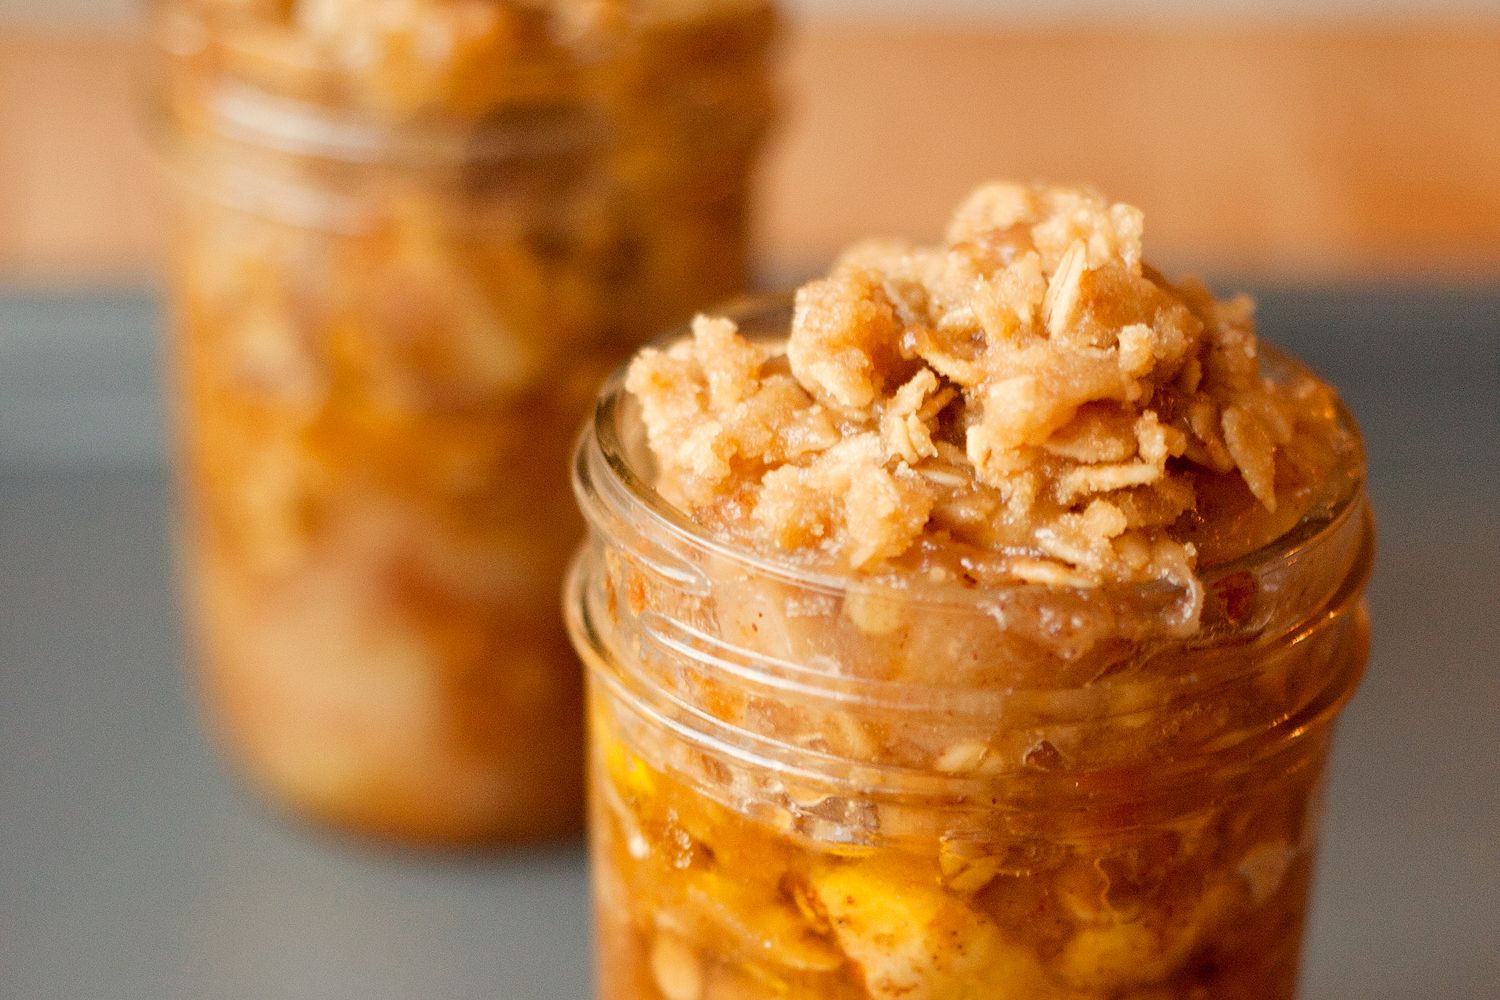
147, 0, 780, 844
566, 298, 1374, 998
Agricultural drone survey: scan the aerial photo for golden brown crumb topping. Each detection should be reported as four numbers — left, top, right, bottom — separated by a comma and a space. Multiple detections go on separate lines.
173, 0, 778, 118
627, 182, 1351, 588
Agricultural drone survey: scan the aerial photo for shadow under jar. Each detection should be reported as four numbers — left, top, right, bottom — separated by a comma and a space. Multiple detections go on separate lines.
149, 0, 780, 844
566, 299, 1374, 998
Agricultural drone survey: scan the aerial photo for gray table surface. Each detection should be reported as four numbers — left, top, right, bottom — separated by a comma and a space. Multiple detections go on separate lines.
1, 287, 1496, 999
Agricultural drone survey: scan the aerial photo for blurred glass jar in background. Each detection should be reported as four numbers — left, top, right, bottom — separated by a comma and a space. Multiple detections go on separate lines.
146, 0, 780, 844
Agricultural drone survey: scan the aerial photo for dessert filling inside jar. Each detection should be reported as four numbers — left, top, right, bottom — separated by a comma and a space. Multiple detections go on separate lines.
151, 0, 781, 843
568, 183, 1373, 999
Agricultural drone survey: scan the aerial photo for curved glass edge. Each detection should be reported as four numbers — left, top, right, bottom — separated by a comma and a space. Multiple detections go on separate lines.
567, 541, 1370, 818
568, 496, 1372, 712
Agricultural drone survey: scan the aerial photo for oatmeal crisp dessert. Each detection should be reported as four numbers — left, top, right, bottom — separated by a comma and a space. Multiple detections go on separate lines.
628, 182, 1351, 599
570, 183, 1374, 998
153, 0, 779, 842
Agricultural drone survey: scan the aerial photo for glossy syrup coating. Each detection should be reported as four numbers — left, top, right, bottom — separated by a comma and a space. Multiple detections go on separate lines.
576, 506, 1369, 998
571, 183, 1373, 993
157, 0, 779, 842
587, 679, 1351, 1000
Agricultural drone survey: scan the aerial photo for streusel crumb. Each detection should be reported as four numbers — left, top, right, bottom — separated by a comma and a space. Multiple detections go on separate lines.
626, 182, 1351, 588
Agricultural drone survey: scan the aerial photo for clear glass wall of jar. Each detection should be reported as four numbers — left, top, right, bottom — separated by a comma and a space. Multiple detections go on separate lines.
148, 0, 780, 844
566, 298, 1374, 999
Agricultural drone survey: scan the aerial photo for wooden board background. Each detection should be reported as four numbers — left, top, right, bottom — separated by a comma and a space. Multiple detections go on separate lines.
2, 22, 1498, 284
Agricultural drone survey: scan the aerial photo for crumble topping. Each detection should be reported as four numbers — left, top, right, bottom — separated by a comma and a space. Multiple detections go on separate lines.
626, 182, 1349, 589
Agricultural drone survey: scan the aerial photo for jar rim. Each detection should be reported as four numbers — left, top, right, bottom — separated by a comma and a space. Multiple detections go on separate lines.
144, 0, 780, 169
145, 79, 613, 170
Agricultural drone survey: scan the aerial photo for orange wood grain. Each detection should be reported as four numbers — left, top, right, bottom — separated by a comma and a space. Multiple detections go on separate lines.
2, 23, 1498, 284
0, 32, 165, 284
757, 23, 1500, 280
